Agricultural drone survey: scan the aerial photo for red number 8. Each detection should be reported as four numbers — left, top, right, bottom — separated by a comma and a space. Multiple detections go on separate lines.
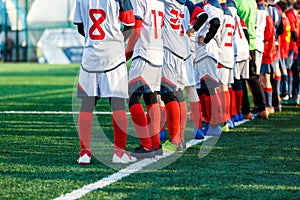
89, 9, 106, 40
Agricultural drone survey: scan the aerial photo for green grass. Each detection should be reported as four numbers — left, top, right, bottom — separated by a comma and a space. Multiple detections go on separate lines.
0, 63, 300, 199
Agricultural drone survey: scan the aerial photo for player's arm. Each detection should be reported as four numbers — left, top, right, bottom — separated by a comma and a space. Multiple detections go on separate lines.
240, 18, 249, 44
118, 0, 135, 42
75, 23, 85, 37
125, 18, 142, 61
203, 17, 220, 44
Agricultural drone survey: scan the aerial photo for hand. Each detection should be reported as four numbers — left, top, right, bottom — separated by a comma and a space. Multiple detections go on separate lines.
198, 36, 205, 45
186, 28, 196, 37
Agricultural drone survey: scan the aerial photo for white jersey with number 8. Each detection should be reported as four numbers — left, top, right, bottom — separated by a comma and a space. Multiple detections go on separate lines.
74, 0, 134, 72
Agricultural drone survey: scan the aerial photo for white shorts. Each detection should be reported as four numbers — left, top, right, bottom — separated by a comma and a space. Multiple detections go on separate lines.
217, 66, 234, 85
160, 49, 186, 93
194, 56, 219, 89
77, 64, 129, 98
255, 50, 263, 75
234, 60, 249, 80
128, 58, 162, 94
178, 56, 196, 89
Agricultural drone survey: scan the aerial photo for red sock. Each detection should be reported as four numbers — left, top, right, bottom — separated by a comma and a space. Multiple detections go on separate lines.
78, 112, 92, 152
179, 101, 187, 142
225, 90, 231, 121
229, 88, 237, 118
160, 106, 167, 131
165, 101, 180, 145
189, 101, 202, 129
210, 94, 222, 125
235, 89, 243, 114
112, 110, 128, 157
199, 93, 208, 123
146, 103, 161, 149
205, 94, 212, 123
217, 89, 226, 122
129, 104, 152, 150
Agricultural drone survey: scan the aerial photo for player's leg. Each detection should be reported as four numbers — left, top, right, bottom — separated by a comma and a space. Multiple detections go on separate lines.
110, 97, 137, 163
144, 92, 162, 155
260, 64, 273, 115
128, 92, 154, 158
77, 96, 98, 165
247, 50, 267, 118
175, 89, 188, 151
186, 86, 204, 139
160, 92, 181, 152
231, 79, 244, 121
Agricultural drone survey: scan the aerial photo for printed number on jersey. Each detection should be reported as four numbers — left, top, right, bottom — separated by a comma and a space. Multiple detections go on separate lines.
170, 9, 184, 36
151, 10, 164, 39
89, 9, 106, 40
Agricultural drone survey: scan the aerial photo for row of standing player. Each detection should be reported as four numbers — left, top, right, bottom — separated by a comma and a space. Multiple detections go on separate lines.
73, 0, 298, 165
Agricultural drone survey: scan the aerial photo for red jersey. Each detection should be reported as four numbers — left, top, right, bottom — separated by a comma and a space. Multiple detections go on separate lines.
279, 13, 291, 59
262, 15, 277, 64
285, 8, 298, 52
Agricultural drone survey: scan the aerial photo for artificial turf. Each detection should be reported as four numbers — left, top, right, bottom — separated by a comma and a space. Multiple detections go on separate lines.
0, 63, 299, 199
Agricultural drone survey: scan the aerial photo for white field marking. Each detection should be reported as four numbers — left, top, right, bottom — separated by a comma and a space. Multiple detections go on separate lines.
53, 119, 252, 200
53, 137, 211, 200
0, 111, 194, 115
2, 109, 251, 199
0, 111, 123, 115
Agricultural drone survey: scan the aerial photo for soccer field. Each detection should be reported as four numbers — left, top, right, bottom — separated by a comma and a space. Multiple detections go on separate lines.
0, 63, 299, 199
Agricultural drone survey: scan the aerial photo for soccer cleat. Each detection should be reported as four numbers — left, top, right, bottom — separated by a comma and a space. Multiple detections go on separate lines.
232, 114, 240, 122
154, 145, 163, 156
288, 98, 300, 105
227, 120, 234, 129
259, 110, 269, 119
238, 113, 244, 121
112, 152, 137, 164
266, 106, 274, 114
77, 150, 91, 165
159, 129, 167, 141
243, 112, 252, 120
131, 146, 155, 159
162, 140, 178, 152
281, 94, 289, 101
206, 125, 221, 136
176, 141, 187, 152
221, 123, 229, 132
191, 128, 205, 140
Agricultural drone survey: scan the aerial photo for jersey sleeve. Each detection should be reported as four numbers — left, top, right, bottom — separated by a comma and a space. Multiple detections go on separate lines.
73, 0, 82, 24
131, 0, 145, 20
118, 0, 135, 26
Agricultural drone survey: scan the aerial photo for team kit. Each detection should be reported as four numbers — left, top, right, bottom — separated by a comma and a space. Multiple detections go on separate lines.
73, 0, 300, 165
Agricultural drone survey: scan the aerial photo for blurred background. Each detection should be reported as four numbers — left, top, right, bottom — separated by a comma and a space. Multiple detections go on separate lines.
0, 0, 200, 64
0, 0, 83, 64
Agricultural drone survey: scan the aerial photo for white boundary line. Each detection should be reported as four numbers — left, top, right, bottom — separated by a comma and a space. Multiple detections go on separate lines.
0, 111, 116, 115
0, 110, 251, 199
53, 119, 251, 200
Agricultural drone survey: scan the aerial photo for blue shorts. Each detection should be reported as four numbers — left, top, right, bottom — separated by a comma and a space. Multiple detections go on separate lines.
260, 63, 274, 74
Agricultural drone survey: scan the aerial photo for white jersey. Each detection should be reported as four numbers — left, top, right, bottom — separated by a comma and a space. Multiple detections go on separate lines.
195, 3, 222, 62
163, 0, 190, 59
228, 6, 249, 62
132, 0, 164, 66
74, 0, 134, 72
218, 5, 235, 69
256, 7, 267, 53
